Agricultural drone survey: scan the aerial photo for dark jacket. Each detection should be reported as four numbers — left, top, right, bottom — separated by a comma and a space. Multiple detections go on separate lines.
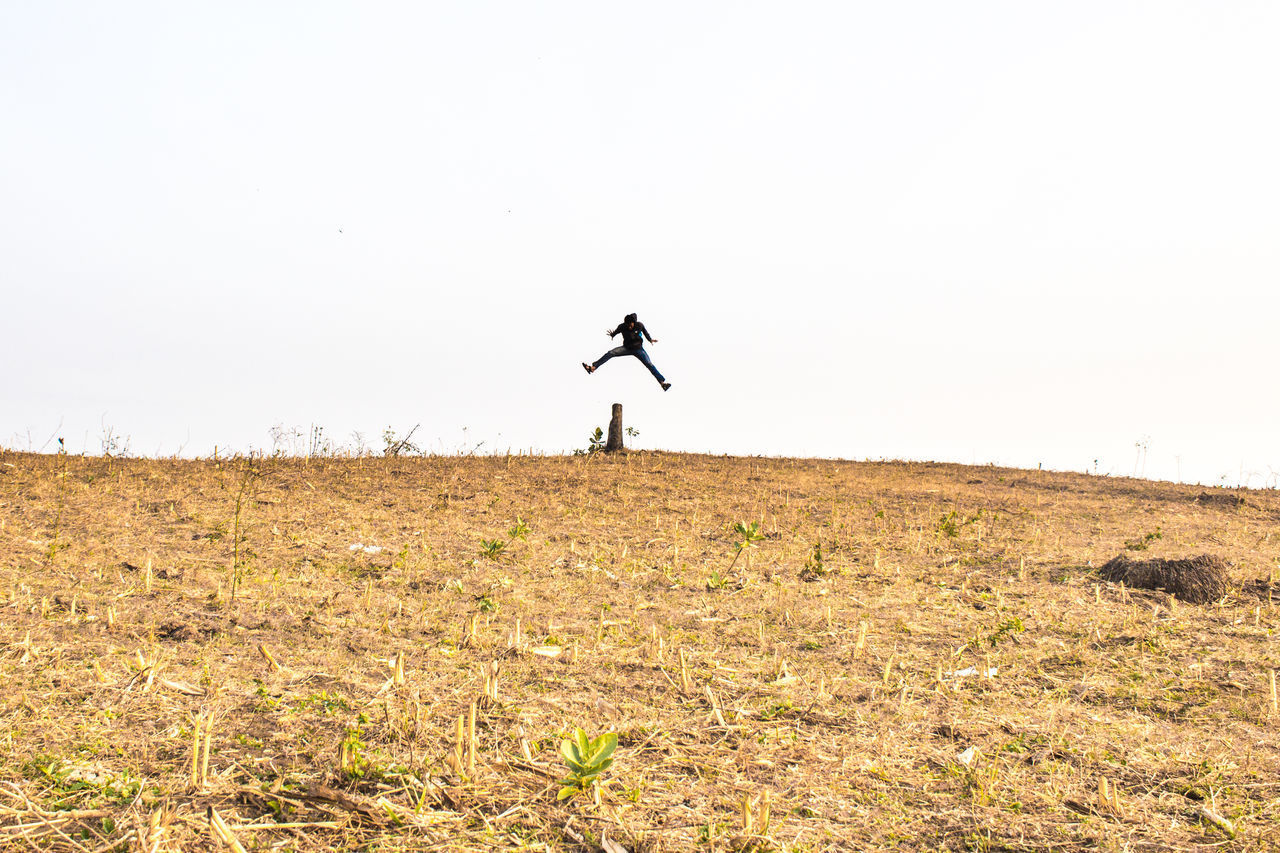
611, 321, 653, 351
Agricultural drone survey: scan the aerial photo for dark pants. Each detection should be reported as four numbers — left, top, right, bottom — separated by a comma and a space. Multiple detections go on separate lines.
593, 346, 665, 383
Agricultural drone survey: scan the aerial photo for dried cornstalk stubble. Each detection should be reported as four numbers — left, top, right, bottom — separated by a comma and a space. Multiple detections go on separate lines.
190, 712, 214, 789
854, 620, 868, 658
451, 714, 466, 775
207, 806, 247, 853
258, 644, 282, 673
481, 660, 500, 703
467, 700, 477, 776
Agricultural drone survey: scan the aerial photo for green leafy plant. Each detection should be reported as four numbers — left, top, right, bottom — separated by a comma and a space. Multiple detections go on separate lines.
1125, 527, 1163, 551
299, 690, 352, 715
557, 729, 617, 801
938, 510, 961, 538
938, 509, 984, 539
696, 822, 727, 844
508, 516, 530, 541
26, 758, 143, 807
572, 427, 608, 456
800, 541, 828, 581
760, 699, 795, 720
480, 538, 506, 560
392, 543, 411, 570
728, 521, 765, 571
339, 727, 370, 779
974, 617, 1025, 650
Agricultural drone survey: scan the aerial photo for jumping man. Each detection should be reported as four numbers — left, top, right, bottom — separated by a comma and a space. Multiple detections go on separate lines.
583, 313, 671, 391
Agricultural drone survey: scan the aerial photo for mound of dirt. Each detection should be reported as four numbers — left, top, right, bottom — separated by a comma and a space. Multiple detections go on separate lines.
1193, 491, 1250, 510
1099, 554, 1230, 604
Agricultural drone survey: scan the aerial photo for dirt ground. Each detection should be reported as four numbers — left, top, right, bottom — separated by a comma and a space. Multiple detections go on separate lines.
2, 449, 1279, 851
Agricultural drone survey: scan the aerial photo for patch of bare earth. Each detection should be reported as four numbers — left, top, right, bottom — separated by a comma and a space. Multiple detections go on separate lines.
1, 450, 1279, 851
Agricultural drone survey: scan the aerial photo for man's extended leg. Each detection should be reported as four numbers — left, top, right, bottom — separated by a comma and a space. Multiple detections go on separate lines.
633, 349, 667, 385
590, 346, 631, 371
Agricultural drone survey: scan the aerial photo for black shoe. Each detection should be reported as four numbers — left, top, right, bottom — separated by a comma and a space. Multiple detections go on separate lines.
661, 382, 671, 391
582, 362, 595, 374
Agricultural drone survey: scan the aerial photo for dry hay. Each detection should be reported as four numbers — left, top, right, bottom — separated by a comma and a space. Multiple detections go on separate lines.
1099, 553, 1230, 604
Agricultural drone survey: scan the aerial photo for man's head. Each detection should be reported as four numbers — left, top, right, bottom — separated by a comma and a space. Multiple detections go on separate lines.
624, 313, 638, 325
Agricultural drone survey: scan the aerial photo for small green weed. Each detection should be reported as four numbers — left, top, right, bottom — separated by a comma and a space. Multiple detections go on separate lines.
759, 699, 794, 720
800, 541, 829, 581
573, 428, 607, 456
558, 729, 617, 801
696, 821, 727, 845
25, 757, 143, 807
339, 727, 370, 779
1125, 527, 1163, 551
988, 617, 1025, 647
938, 508, 984, 539
392, 543, 411, 570
299, 690, 352, 716
728, 521, 765, 571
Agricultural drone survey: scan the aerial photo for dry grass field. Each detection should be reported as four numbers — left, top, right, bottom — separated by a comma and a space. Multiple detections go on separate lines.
2, 448, 1279, 851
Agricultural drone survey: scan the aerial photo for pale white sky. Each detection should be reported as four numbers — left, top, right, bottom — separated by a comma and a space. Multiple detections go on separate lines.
4, 2, 1278, 485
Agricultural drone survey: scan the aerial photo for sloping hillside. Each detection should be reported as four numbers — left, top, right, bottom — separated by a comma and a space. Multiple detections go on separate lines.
2, 450, 1277, 850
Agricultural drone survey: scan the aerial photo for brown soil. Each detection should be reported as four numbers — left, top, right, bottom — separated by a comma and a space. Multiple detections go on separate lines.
2, 450, 1279, 851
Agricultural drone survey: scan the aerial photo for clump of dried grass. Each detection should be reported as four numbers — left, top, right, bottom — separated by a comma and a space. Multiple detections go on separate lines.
1193, 491, 1250, 510
1099, 554, 1229, 604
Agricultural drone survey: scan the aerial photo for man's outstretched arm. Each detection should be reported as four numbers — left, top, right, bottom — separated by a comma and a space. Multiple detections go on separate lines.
642, 323, 659, 344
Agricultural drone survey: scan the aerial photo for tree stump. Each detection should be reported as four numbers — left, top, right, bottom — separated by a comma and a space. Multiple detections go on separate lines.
605, 403, 624, 452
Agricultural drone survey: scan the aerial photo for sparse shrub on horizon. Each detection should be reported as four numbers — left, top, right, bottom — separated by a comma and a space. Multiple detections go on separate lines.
573, 427, 607, 456
46, 437, 68, 564
99, 424, 130, 458
382, 424, 422, 457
